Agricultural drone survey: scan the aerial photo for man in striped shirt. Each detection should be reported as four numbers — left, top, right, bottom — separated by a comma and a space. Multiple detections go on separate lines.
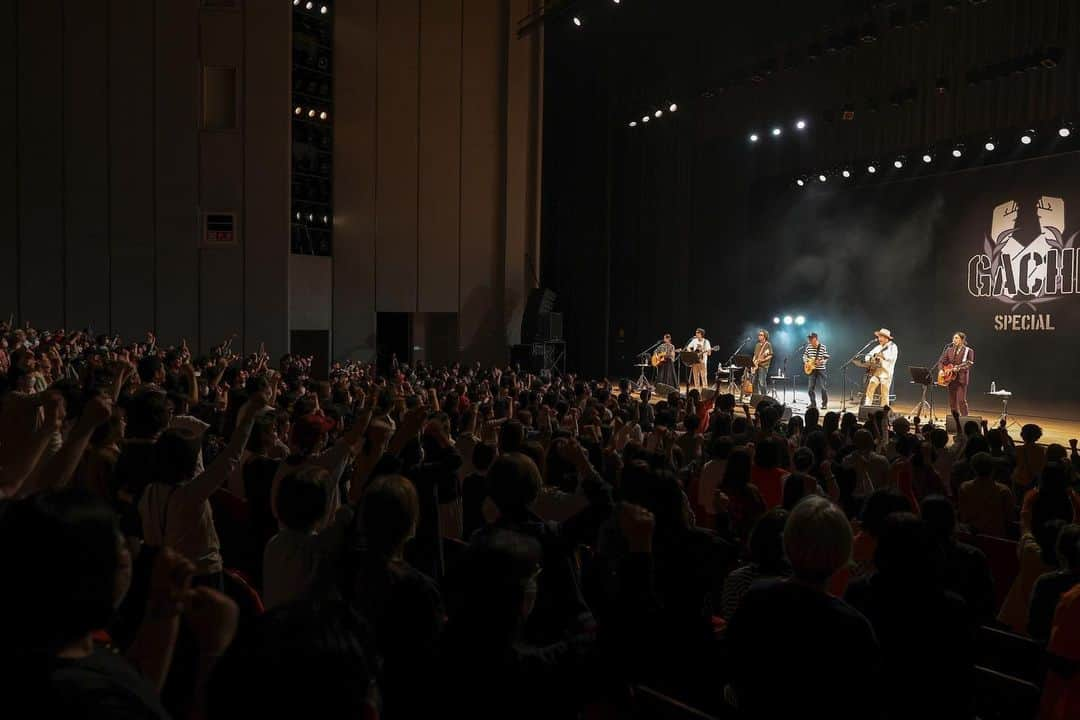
804, 332, 830, 409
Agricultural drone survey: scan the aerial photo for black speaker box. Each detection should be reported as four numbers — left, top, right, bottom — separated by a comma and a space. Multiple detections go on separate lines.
947, 415, 984, 433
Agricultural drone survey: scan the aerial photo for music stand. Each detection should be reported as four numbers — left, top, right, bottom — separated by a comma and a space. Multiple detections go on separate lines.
908, 366, 937, 423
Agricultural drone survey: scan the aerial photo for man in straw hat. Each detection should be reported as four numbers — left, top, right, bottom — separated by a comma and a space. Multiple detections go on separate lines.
863, 328, 899, 406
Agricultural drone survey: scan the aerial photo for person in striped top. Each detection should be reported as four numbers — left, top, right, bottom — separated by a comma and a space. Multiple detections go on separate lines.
804, 332, 830, 409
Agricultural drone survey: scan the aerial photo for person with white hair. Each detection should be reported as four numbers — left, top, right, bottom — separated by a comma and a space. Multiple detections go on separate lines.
726, 496, 880, 719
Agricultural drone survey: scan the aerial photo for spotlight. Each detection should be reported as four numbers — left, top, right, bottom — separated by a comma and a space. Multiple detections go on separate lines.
749, 132, 760, 143
323, 215, 329, 223
308, 213, 314, 221
654, 110, 662, 118
295, 211, 301, 220
783, 316, 793, 325
642, 116, 650, 123
294, 106, 302, 115
984, 137, 996, 152
669, 103, 678, 112
1059, 122, 1074, 138
613, 0, 620, 4
1020, 129, 1035, 145
319, 111, 328, 120
795, 315, 806, 326
773, 317, 781, 325
293, 0, 300, 5
922, 152, 933, 164
628, 121, 637, 128
952, 143, 964, 158
771, 127, 782, 137
320, 5, 328, 13
842, 168, 852, 179
305, 1, 313, 8
796, 178, 805, 187
572, 16, 582, 26
867, 163, 877, 174
795, 119, 807, 130
818, 173, 827, 183
894, 156, 905, 169
308, 109, 316, 118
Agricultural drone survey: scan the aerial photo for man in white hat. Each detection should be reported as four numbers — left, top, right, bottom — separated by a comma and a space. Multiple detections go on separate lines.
863, 328, 898, 406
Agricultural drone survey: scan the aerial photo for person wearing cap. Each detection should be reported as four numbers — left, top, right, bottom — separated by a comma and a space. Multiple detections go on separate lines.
803, 332, 830, 409
863, 328, 899, 407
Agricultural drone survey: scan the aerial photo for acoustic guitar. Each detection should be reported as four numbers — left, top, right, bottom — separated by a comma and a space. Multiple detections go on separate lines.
936, 361, 972, 387
650, 350, 673, 367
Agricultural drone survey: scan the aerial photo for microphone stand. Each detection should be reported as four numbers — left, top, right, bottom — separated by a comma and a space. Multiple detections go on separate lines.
841, 339, 877, 414
790, 342, 808, 407
634, 340, 663, 393
724, 336, 752, 397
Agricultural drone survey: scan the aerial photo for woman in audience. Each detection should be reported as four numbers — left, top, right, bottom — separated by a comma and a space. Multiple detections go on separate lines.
1027, 523, 1080, 645
720, 508, 789, 618
958, 451, 1015, 537
920, 495, 996, 625
999, 518, 1067, 634
845, 513, 975, 720
717, 447, 766, 542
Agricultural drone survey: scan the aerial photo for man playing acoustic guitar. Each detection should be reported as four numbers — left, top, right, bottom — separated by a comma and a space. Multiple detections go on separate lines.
938, 331, 975, 418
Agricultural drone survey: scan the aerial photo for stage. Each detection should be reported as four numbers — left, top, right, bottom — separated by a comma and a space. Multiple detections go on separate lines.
625, 381, 1080, 448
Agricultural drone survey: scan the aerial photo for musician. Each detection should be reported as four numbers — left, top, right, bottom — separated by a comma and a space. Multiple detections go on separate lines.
686, 328, 712, 390
938, 332, 975, 416
803, 332, 830, 409
751, 330, 773, 395
655, 333, 678, 388
863, 328, 899, 406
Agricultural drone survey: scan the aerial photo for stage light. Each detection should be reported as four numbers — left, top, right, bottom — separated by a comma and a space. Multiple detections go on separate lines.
308, 109, 316, 118
922, 152, 932, 163
308, 213, 314, 221
842, 169, 851, 178
1059, 122, 1074, 138
320, 5, 328, 13
628, 121, 637, 128
323, 215, 329, 223
795, 315, 806, 326
771, 126, 782, 137
669, 103, 678, 112
294, 106, 302, 115
654, 110, 663, 118
293, 0, 300, 5
749, 132, 760, 143
613, 0, 620, 4
642, 115, 650, 123
818, 173, 827, 183
893, 156, 904, 169
867, 163, 877, 174
305, 1, 313, 8
773, 317, 781, 325
795, 119, 807, 130
984, 137, 996, 152
295, 211, 301, 220
783, 315, 793, 325
952, 143, 964, 158
1020, 129, 1035, 144
319, 111, 328, 120
572, 16, 582, 26
796, 178, 805, 187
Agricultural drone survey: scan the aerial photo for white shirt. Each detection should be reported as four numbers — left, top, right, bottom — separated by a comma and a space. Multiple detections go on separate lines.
865, 341, 898, 377
686, 338, 711, 370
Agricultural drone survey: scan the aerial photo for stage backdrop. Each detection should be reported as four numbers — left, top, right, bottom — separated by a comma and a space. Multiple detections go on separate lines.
749, 152, 1080, 419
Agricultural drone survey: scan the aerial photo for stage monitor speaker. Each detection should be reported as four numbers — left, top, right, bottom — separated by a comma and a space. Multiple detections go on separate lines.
654, 383, 679, 398
947, 415, 984, 433
520, 289, 556, 343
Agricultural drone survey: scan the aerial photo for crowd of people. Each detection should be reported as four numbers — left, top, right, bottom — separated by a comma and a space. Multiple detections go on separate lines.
2, 321, 1079, 719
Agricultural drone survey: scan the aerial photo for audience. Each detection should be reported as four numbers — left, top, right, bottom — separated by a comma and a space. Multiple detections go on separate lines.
1, 320, 1076, 718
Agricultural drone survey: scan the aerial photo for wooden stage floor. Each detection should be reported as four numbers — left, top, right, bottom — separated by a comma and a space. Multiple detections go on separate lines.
625, 386, 1080, 448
